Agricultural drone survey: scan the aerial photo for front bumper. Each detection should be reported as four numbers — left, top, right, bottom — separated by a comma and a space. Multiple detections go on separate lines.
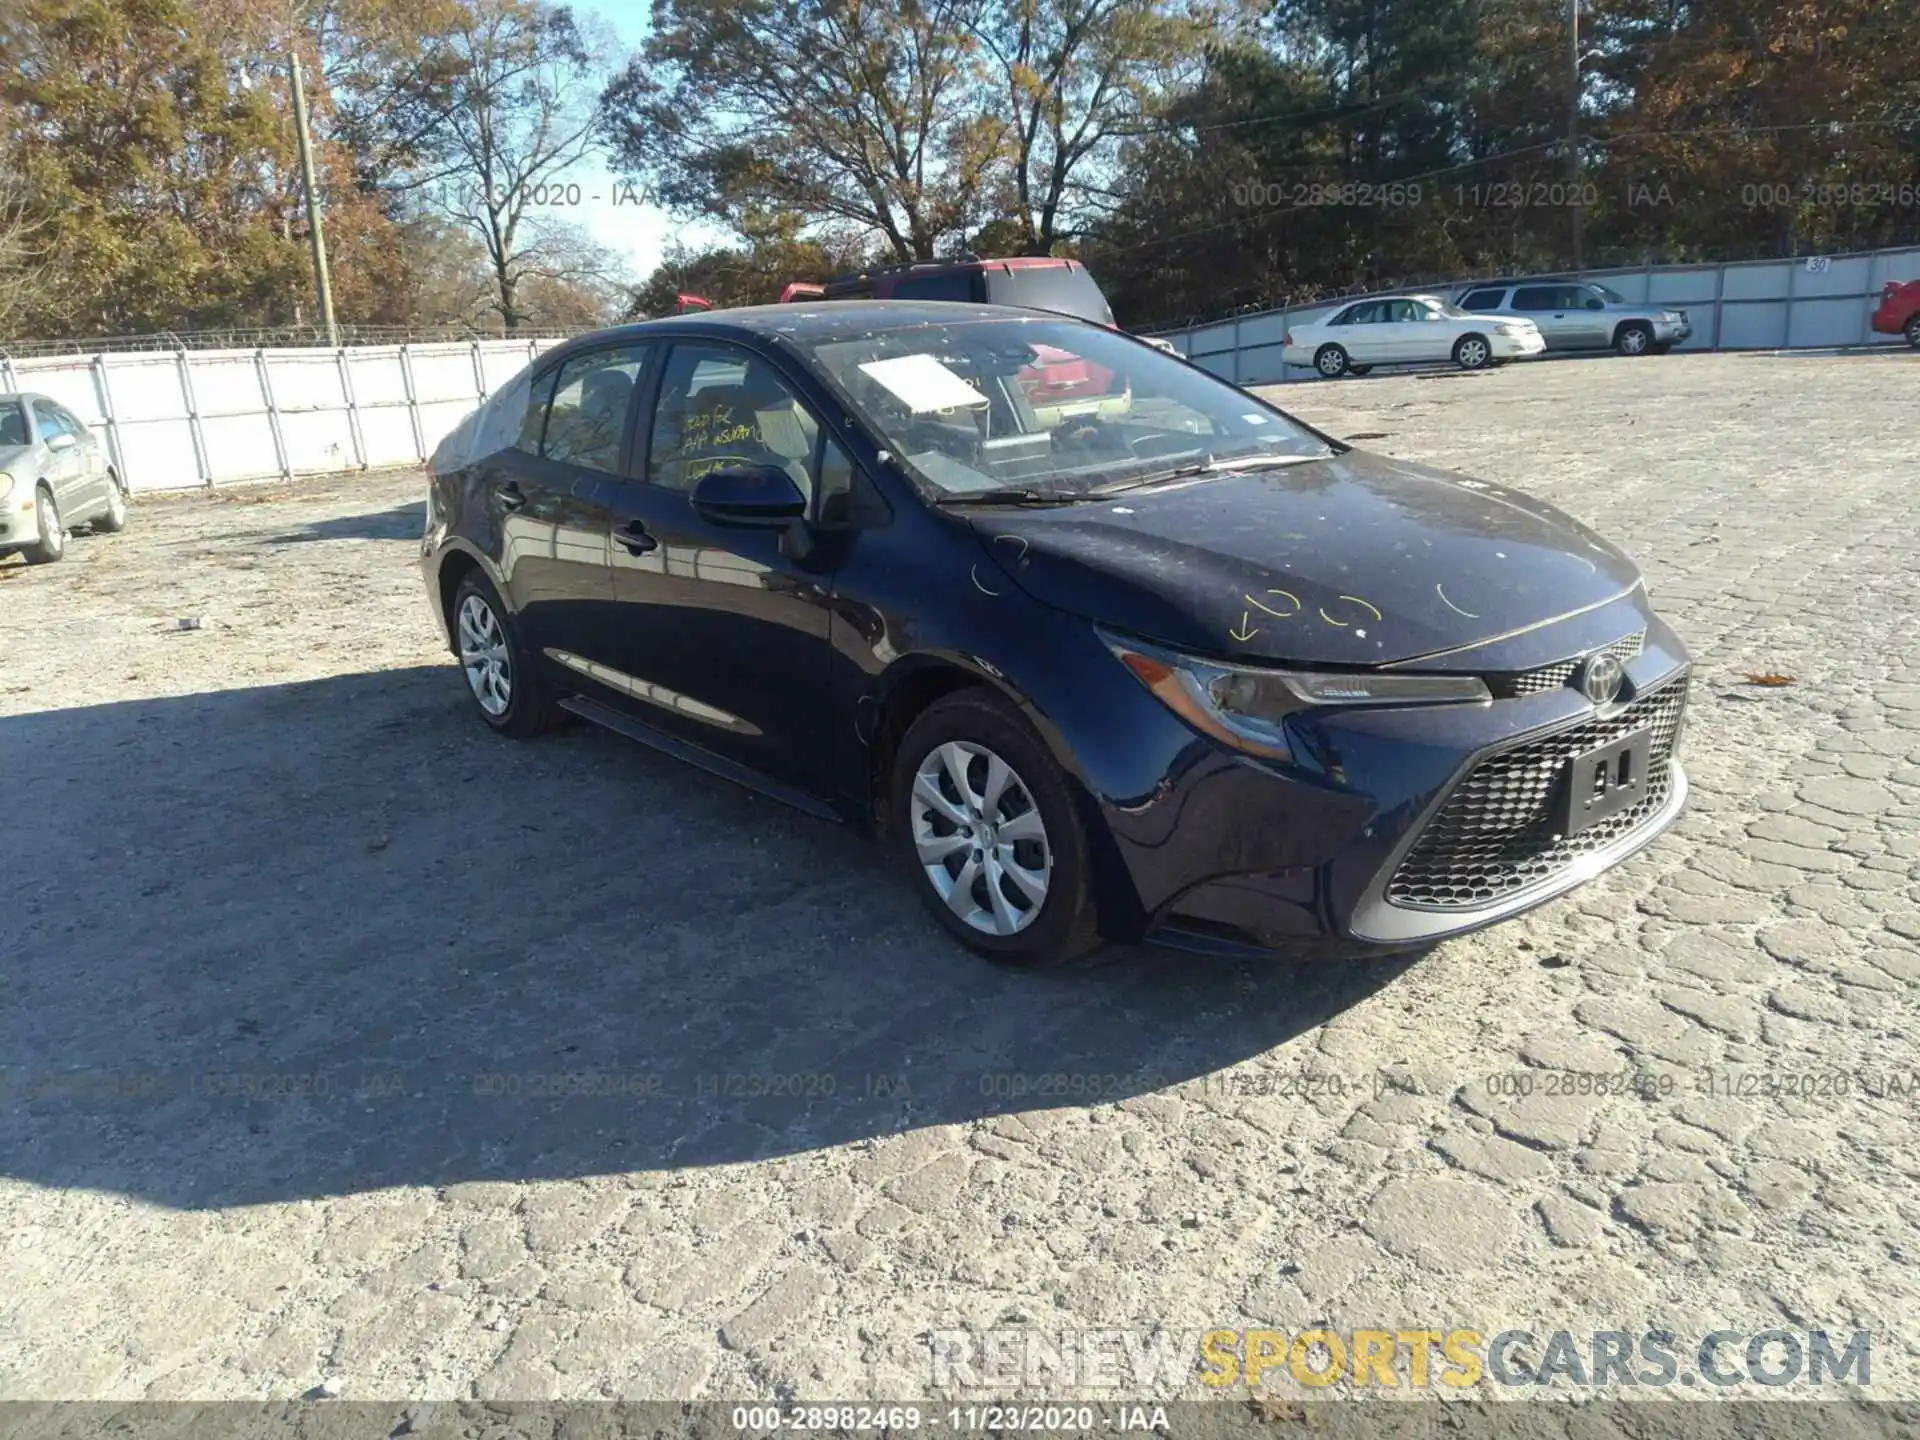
1490, 331, 1546, 357
1061, 599, 1692, 955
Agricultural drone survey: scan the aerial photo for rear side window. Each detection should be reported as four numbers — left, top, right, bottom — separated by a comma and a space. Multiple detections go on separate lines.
1511, 286, 1561, 311
982, 265, 1115, 325
541, 345, 651, 474
889, 272, 981, 303
1461, 288, 1508, 311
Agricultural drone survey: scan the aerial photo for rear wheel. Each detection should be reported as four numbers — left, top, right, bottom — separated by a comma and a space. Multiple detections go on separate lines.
93, 472, 128, 533
1313, 344, 1351, 379
452, 571, 566, 737
891, 690, 1101, 967
1615, 321, 1654, 356
1453, 334, 1492, 370
22, 486, 64, 564
1905, 314, 1920, 349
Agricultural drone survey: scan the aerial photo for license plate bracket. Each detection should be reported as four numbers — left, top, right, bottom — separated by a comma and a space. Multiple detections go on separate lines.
1558, 726, 1655, 837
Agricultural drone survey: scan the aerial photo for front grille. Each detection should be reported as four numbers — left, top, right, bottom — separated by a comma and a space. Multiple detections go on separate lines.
1386, 673, 1687, 910
1488, 631, 1645, 699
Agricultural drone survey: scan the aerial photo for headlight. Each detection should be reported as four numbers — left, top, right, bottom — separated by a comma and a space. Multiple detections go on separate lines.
1105, 633, 1491, 756
0, 472, 13, 500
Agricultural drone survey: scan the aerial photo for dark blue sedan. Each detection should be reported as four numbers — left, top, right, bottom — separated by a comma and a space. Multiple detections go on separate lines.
420, 301, 1690, 966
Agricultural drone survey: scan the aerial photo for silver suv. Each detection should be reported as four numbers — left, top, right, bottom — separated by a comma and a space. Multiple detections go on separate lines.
1454, 279, 1691, 356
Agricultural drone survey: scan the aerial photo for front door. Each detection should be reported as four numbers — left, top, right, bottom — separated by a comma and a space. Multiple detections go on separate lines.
597, 340, 844, 796
30, 401, 95, 519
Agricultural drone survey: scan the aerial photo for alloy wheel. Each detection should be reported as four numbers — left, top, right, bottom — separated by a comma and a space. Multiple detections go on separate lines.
1618, 326, 1650, 355
909, 740, 1052, 936
457, 592, 512, 716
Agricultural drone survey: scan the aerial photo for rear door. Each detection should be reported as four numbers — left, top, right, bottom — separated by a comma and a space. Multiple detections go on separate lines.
1327, 301, 1390, 361
1510, 285, 1578, 348
482, 342, 653, 665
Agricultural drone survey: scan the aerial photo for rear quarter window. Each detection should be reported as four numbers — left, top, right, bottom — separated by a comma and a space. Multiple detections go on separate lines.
982, 266, 1115, 325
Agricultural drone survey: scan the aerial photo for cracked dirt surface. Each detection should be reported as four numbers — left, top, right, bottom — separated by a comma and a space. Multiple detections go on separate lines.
0, 350, 1916, 1403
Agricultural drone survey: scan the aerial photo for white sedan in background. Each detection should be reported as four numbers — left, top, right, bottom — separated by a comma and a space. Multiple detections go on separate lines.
1282, 294, 1545, 378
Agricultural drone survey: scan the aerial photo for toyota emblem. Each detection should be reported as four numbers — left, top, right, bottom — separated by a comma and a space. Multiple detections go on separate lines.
1578, 651, 1626, 706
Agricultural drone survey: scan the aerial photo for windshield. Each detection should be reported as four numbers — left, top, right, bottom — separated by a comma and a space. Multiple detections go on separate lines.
788, 316, 1333, 500
981, 266, 1115, 326
1591, 282, 1627, 304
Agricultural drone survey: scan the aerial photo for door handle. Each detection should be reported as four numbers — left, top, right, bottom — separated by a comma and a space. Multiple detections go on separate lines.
615, 519, 657, 555
498, 481, 526, 510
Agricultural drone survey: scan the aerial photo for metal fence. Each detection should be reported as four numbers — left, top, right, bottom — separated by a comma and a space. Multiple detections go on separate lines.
1158, 243, 1920, 385
0, 336, 567, 493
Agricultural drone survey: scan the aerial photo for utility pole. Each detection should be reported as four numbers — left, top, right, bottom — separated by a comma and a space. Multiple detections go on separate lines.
1569, 0, 1584, 274
289, 52, 339, 347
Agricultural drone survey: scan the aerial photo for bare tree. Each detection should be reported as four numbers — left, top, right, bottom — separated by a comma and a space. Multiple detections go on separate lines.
0, 159, 55, 339
425, 0, 610, 329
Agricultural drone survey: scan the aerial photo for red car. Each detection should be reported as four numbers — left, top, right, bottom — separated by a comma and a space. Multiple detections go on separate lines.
1871, 279, 1920, 348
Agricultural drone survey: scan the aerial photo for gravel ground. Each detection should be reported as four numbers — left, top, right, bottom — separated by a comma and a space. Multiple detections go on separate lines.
1, 350, 1917, 1406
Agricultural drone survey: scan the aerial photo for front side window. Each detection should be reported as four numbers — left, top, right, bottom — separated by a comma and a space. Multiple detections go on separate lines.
33, 403, 75, 440
647, 344, 821, 498
541, 345, 651, 474
792, 315, 1332, 500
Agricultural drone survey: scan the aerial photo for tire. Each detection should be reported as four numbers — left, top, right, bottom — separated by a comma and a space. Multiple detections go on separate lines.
21, 485, 64, 564
1905, 314, 1920, 349
1614, 321, 1654, 357
1347, 364, 1374, 376
890, 689, 1101, 967
92, 472, 128, 533
451, 570, 566, 737
1313, 344, 1350, 379
1453, 334, 1493, 370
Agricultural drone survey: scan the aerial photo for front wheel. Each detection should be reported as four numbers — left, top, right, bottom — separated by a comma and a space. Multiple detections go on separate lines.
1453, 334, 1492, 370
22, 486, 64, 564
1905, 314, 1920, 349
451, 570, 566, 737
1615, 322, 1654, 356
891, 691, 1101, 967
1313, 344, 1351, 379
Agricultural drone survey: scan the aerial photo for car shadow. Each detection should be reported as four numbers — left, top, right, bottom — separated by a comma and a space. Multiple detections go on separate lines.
246, 500, 427, 544
1, 667, 1421, 1210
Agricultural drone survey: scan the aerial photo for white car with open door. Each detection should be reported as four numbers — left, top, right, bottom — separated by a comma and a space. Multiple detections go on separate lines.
1282, 294, 1546, 378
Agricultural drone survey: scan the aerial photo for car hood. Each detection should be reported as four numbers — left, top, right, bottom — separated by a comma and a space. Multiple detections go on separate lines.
967, 450, 1641, 666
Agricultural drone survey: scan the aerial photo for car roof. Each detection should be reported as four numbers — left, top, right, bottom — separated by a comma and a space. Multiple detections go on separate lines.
542, 300, 1102, 360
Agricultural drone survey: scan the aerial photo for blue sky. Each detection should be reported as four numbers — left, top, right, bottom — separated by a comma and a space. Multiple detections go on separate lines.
557, 4, 729, 280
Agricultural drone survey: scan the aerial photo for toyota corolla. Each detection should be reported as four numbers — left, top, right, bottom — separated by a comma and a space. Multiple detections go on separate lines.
420, 302, 1691, 966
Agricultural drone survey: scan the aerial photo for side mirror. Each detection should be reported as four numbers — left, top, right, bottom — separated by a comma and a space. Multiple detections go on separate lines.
47, 432, 77, 452
690, 464, 808, 527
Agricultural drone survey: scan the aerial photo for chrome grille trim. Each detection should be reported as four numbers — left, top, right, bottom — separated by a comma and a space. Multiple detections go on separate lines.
1488, 630, 1646, 699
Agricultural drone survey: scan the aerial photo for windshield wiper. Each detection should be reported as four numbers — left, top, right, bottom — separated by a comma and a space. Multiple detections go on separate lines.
1093, 451, 1327, 496
935, 486, 1087, 507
